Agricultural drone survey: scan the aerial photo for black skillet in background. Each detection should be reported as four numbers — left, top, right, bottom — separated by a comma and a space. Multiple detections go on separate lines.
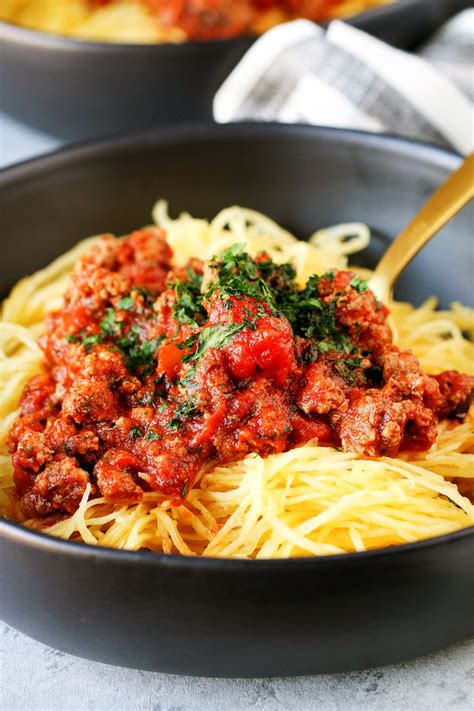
0, 0, 471, 141
0, 125, 473, 676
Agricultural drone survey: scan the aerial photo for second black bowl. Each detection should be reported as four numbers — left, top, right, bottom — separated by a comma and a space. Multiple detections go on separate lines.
0, 0, 470, 141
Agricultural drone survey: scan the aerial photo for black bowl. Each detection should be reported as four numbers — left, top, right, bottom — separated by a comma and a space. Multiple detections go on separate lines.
0, 124, 473, 677
0, 0, 470, 141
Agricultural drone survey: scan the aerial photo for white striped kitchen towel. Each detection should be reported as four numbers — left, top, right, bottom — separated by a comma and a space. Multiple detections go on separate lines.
214, 11, 474, 155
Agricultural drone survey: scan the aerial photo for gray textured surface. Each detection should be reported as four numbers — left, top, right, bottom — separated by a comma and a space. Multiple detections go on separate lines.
2, 113, 474, 711
1, 622, 473, 711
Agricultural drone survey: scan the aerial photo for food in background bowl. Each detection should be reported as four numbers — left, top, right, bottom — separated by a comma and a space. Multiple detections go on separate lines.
1, 0, 394, 42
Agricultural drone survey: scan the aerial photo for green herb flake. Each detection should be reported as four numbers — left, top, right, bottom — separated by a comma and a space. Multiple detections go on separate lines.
176, 333, 199, 352
183, 323, 244, 367
349, 276, 368, 294
130, 426, 142, 439
171, 267, 206, 327
116, 332, 163, 376
334, 357, 364, 385
118, 296, 135, 311
81, 332, 103, 352
207, 244, 273, 304
145, 430, 162, 441
317, 341, 332, 353
167, 398, 198, 430
100, 307, 121, 336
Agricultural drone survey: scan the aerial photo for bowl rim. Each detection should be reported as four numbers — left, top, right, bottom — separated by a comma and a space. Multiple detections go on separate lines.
0, 2, 399, 52
1, 515, 473, 569
1, 121, 472, 569
0, 121, 463, 183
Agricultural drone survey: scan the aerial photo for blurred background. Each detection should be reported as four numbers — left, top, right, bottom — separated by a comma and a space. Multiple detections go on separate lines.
0, 0, 472, 165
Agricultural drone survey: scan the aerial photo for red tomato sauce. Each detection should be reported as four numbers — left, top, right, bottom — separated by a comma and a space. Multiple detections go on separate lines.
10, 229, 474, 520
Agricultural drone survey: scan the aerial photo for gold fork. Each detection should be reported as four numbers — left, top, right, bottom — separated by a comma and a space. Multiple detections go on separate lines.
368, 153, 474, 341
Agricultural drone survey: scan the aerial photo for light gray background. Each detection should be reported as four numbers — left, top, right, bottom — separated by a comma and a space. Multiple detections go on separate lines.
1, 111, 473, 711
1, 621, 473, 711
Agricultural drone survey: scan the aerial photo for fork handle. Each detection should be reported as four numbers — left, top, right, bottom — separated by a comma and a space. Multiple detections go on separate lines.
369, 153, 474, 304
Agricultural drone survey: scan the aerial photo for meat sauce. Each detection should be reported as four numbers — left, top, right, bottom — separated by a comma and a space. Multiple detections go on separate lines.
91, 1, 344, 40
10, 229, 474, 521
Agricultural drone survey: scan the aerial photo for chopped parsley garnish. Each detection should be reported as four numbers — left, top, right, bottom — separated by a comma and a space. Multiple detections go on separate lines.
66, 331, 102, 351
276, 276, 355, 355
182, 323, 245, 366
349, 276, 368, 294
208, 243, 273, 303
167, 398, 198, 430
94, 319, 161, 376
81, 332, 103, 352
145, 430, 161, 441
130, 426, 142, 439
118, 296, 135, 311
94, 303, 163, 375
117, 332, 163, 376
334, 357, 363, 385
100, 307, 121, 336
176, 333, 199, 353
317, 341, 333, 354
172, 267, 207, 327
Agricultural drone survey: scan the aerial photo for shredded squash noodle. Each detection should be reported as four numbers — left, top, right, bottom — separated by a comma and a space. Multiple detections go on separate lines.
1, 202, 473, 557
